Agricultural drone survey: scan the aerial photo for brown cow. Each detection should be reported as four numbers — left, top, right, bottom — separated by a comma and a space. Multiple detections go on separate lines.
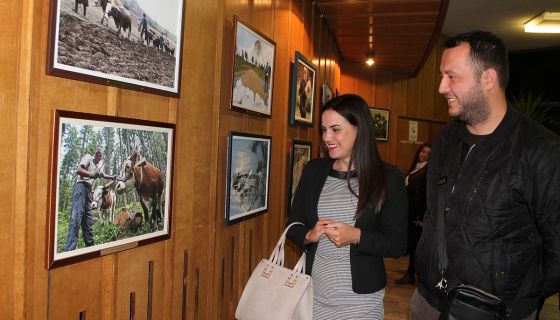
114, 208, 143, 230
91, 185, 116, 224
116, 151, 164, 231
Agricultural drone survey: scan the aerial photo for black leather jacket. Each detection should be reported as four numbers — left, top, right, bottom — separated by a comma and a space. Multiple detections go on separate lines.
415, 106, 560, 319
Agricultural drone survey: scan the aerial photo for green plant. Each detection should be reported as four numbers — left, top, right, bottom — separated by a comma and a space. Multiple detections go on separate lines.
510, 91, 559, 125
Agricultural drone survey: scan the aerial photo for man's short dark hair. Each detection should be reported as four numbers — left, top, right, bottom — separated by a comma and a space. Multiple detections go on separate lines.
445, 30, 509, 89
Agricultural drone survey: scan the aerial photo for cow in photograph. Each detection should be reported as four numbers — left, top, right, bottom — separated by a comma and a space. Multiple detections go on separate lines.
99, 0, 111, 26
144, 28, 155, 46
163, 42, 175, 56
116, 151, 164, 231
114, 208, 143, 230
105, 3, 132, 39
91, 185, 116, 224
75, 0, 88, 16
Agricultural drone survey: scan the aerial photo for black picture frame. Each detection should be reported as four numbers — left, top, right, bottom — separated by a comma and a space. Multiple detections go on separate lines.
369, 107, 390, 141
289, 51, 317, 126
230, 16, 276, 116
287, 140, 312, 211
48, 110, 175, 269
47, 0, 186, 96
225, 131, 272, 225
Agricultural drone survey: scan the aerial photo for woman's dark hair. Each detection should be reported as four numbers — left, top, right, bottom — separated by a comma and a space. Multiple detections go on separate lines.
407, 143, 432, 174
321, 94, 386, 218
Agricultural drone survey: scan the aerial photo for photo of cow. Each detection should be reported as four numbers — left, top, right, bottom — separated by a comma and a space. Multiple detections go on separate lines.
226, 132, 271, 225
48, 0, 185, 96
231, 16, 276, 116
48, 111, 175, 268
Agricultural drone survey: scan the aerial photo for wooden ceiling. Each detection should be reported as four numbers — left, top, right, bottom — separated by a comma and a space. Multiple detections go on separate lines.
314, 0, 449, 75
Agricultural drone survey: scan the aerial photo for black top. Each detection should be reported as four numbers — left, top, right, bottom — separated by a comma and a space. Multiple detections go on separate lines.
286, 157, 408, 293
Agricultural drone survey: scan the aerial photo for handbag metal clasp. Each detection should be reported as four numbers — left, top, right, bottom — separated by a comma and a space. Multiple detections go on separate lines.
284, 275, 298, 288
261, 265, 274, 279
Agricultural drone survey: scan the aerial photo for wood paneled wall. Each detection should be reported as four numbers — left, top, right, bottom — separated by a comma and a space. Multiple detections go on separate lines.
340, 36, 450, 174
0, 0, 339, 319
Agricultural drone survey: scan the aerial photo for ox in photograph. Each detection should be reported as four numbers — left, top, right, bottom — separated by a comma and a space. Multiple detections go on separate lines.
289, 51, 317, 126
48, 110, 175, 268
47, 0, 186, 96
231, 16, 276, 116
225, 132, 271, 225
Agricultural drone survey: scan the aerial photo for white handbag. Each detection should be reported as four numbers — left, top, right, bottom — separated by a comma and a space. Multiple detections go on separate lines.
235, 222, 313, 320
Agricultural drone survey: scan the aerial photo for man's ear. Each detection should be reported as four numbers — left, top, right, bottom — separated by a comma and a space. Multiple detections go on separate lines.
482, 68, 498, 90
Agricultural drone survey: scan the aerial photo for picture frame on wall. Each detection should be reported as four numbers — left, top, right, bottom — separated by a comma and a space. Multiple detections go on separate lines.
287, 140, 312, 210
370, 108, 390, 141
321, 82, 333, 106
47, 0, 186, 96
231, 16, 276, 116
48, 110, 175, 269
289, 51, 317, 126
225, 132, 271, 225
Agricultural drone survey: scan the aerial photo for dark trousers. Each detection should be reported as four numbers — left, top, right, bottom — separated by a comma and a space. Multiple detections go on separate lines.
64, 182, 93, 251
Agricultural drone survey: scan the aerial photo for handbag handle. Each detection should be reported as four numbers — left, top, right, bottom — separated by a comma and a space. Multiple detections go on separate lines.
269, 222, 305, 270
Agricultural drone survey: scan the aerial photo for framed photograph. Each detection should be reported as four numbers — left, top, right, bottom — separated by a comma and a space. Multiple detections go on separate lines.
370, 108, 390, 141
48, 110, 175, 269
225, 132, 271, 225
231, 16, 276, 116
47, 0, 186, 96
321, 82, 333, 106
287, 140, 312, 210
289, 51, 317, 126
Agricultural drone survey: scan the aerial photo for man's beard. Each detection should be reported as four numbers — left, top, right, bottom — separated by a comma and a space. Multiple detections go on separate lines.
456, 83, 490, 125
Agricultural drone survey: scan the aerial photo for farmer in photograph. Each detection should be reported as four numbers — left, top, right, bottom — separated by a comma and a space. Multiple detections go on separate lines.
64, 148, 116, 251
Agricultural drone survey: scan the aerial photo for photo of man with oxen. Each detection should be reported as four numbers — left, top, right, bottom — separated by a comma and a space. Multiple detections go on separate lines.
54, 117, 173, 261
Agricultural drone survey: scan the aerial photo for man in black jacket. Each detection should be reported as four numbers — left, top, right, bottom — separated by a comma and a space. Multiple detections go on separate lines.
410, 30, 560, 320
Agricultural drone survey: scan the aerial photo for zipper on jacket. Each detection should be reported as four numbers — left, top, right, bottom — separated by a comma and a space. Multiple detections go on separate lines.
451, 143, 476, 195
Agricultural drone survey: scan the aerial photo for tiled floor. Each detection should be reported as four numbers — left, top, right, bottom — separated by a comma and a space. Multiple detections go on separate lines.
384, 257, 560, 320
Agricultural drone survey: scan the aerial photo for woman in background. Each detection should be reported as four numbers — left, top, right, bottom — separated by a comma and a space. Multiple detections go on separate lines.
287, 94, 408, 319
394, 143, 431, 285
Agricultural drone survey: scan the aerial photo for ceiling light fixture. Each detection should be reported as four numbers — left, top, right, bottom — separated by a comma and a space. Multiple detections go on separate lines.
365, 51, 375, 66
524, 11, 560, 33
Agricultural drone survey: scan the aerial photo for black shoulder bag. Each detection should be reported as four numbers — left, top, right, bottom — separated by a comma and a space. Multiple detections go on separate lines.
435, 143, 509, 320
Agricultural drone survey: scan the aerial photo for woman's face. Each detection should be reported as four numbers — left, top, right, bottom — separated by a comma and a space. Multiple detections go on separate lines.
418, 146, 431, 163
321, 109, 357, 166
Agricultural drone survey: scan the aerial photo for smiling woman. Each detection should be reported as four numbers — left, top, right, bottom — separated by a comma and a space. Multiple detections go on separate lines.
286, 94, 408, 320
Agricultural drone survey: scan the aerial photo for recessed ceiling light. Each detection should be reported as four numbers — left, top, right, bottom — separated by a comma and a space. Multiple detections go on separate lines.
365, 51, 375, 66
525, 11, 560, 33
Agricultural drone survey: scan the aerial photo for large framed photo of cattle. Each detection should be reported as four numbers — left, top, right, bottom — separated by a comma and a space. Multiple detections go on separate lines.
225, 132, 271, 225
47, 110, 175, 268
230, 16, 276, 116
47, 0, 186, 96
289, 51, 317, 126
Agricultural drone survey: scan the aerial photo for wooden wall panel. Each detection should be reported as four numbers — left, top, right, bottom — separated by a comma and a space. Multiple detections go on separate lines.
4, 0, 341, 319
0, 0, 22, 319
340, 37, 451, 173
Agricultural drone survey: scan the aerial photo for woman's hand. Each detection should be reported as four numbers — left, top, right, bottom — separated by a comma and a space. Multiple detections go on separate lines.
323, 222, 361, 247
304, 218, 334, 244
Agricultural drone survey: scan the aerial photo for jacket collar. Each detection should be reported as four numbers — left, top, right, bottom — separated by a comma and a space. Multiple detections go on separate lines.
455, 103, 522, 149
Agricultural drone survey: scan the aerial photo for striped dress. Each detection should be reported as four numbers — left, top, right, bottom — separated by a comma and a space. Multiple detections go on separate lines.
312, 174, 384, 320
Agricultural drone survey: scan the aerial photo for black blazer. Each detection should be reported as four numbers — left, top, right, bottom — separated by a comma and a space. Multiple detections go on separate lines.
286, 157, 408, 293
